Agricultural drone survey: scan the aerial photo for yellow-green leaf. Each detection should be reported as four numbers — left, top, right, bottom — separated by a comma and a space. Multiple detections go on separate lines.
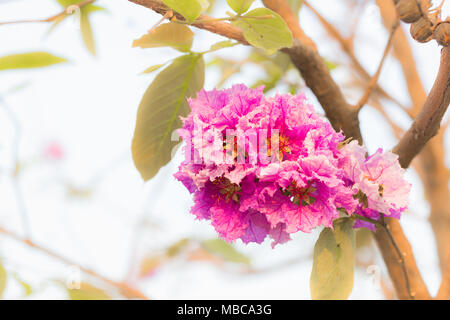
207, 40, 238, 53
161, 0, 209, 22
132, 54, 205, 181
67, 282, 111, 300
310, 218, 355, 300
133, 23, 194, 53
80, 10, 96, 56
56, 0, 105, 12
141, 64, 166, 75
0, 52, 67, 71
167, 238, 190, 257
82, 4, 106, 14
47, 14, 68, 36
12, 273, 33, 297
0, 261, 7, 299
232, 8, 293, 55
202, 239, 250, 264
226, 0, 254, 14
324, 58, 339, 71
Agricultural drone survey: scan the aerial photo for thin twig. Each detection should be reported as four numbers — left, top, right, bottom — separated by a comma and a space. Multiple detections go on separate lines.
0, 226, 149, 300
0, 0, 96, 26
0, 96, 32, 238
303, 1, 407, 114
148, 10, 173, 33
355, 20, 399, 111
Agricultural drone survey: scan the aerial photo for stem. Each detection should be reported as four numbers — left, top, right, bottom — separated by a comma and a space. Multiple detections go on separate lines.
352, 214, 381, 226
355, 20, 399, 111
352, 213, 413, 299
378, 215, 413, 299
0, 0, 96, 26
174, 14, 274, 25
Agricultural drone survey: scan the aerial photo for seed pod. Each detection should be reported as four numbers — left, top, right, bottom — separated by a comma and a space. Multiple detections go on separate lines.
410, 17, 433, 43
435, 22, 450, 46
396, 0, 422, 24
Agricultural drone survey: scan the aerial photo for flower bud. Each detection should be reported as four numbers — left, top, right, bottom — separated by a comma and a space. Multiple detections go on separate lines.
435, 22, 450, 46
396, 0, 422, 24
410, 17, 433, 43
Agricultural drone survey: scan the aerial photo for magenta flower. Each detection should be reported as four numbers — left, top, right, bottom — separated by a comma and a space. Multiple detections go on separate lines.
340, 141, 411, 230
175, 85, 410, 245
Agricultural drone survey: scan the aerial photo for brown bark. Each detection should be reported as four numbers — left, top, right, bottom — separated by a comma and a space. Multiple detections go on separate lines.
286, 40, 362, 142
375, 218, 431, 299
129, 0, 249, 44
393, 46, 450, 168
378, 0, 450, 276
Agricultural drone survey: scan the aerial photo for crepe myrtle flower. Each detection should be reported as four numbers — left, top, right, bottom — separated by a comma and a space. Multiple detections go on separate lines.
174, 85, 410, 246
339, 141, 411, 230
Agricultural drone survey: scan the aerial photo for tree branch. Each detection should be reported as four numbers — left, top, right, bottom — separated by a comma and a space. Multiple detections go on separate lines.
394, 46, 450, 168
436, 261, 450, 299
261, 0, 316, 49
129, 0, 249, 44
0, 0, 96, 26
355, 21, 399, 111
374, 218, 431, 299
0, 226, 148, 300
304, 1, 406, 112
261, 0, 362, 142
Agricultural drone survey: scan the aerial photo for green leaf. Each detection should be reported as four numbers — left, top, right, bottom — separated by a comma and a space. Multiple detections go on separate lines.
80, 10, 96, 56
324, 58, 339, 71
132, 54, 205, 181
206, 0, 217, 13
232, 8, 293, 55
310, 218, 355, 300
56, 0, 82, 6
141, 64, 166, 75
206, 40, 238, 53
133, 23, 194, 53
0, 52, 67, 71
67, 282, 111, 300
12, 273, 33, 297
226, 0, 254, 14
161, 0, 209, 22
82, 4, 106, 14
0, 261, 7, 299
56, 0, 105, 12
248, 51, 291, 92
167, 238, 190, 257
202, 239, 250, 264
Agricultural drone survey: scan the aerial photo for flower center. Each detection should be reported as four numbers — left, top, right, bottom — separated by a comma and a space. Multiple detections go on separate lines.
223, 136, 248, 161
266, 134, 291, 161
212, 177, 241, 203
283, 181, 317, 206
353, 189, 368, 208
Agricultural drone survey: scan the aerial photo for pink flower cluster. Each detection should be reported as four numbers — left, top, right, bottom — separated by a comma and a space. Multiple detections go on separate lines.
175, 85, 410, 247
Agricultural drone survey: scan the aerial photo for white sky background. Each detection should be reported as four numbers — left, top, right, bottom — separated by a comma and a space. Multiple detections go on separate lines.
0, 0, 448, 299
